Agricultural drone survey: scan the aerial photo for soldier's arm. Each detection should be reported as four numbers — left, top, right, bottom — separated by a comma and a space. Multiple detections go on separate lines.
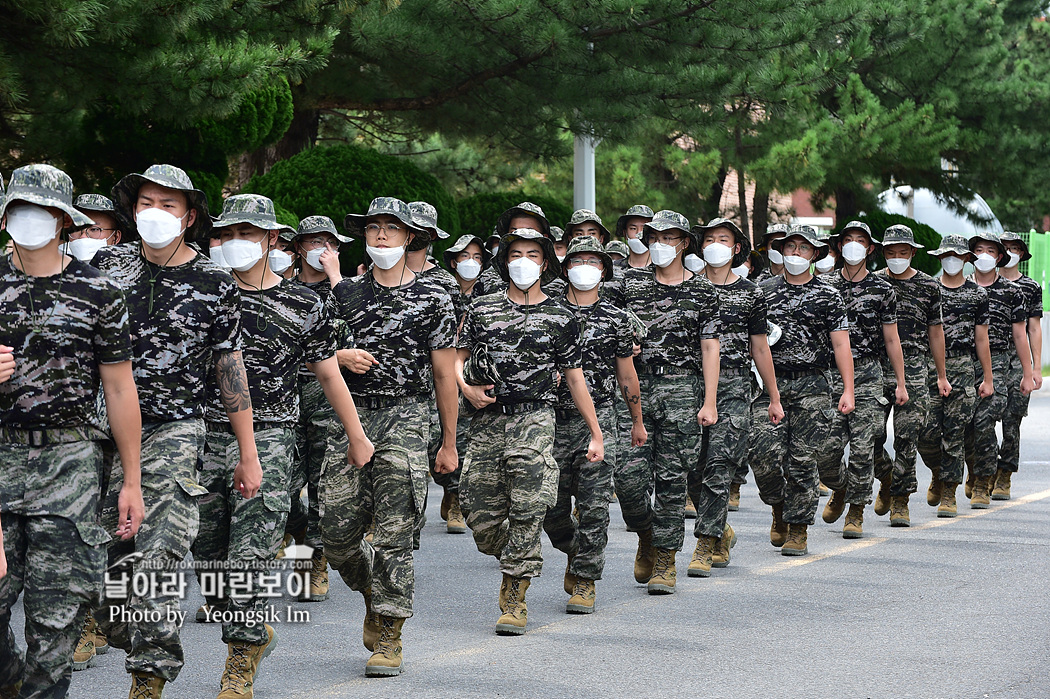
698, 337, 720, 426
308, 356, 374, 468
565, 367, 604, 463
1027, 317, 1042, 390
976, 324, 994, 397
749, 335, 783, 424
431, 347, 459, 474
881, 322, 909, 405
215, 351, 262, 499
615, 356, 647, 446
456, 347, 495, 410
0, 345, 13, 383
830, 329, 855, 415
1012, 320, 1036, 395
928, 324, 950, 397
99, 360, 145, 539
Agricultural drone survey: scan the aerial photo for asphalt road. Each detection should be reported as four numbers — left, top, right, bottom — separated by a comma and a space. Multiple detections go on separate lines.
24, 390, 1050, 698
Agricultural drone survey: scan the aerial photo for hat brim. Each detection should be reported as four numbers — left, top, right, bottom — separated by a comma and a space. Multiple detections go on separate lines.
999, 236, 1032, 262
212, 215, 296, 236
496, 207, 551, 239
642, 222, 699, 257
1, 193, 94, 229
296, 229, 352, 244
928, 246, 974, 259
344, 209, 425, 241
881, 239, 924, 250
771, 234, 829, 262
563, 248, 614, 282
496, 230, 560, 285
111, 172, 211, 242
967, 235, 1006, 260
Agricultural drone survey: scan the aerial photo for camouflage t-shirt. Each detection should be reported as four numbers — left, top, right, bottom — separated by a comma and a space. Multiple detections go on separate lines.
332, 271, 457, 399
760, 276, 848, 371
296, 277, 334, 380
710, 278, 767, 370
0, 256, 132, 428
459, 293, 582, 405
977, 276, 1026, 352
93, 243, 241, 421
418, 264, 458, 298
1013, 275, 1043, 318
206, 280, 336, 423
940, 280, 990, 354
877, 269, 942, 356
623, 269, 719, 374
555, 297, 635, 409
826, 271, 897, 360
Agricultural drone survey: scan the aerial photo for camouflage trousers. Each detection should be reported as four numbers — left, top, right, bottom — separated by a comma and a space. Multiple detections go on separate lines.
616, 374, 701, 551
687, 374, 751, 538
287, 377, 333, 550
460, 407, 558, 579
413, 394, 460, 546
749, 372, 844, 524
0, 434, 109, 697
965, 352, 1013, 480
96, 419, 206, 683
192, 424, 293, 645
917, 355, 978, 485
542, 403, 618, 581
997, 352, 1031, 474
816, 359, 886, 505
730, 372, 761, 487
613, 394, 651, 531
874, 354, 931, 497
321, 399, 428, 618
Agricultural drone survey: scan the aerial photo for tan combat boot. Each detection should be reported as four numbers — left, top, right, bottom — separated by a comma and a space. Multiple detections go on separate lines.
781, 524, 808, 556
446, 492, 467, 533
365, 616, 405, 677
938, 482, 959, 518
889, 495, 911, 526
687, 536, 716, 578
818, 481, 830, 496
970, 476, 991, 509
728, 482, 741, 511
634, 528, 655, 583
563, 553, 577, 595
770, 503, 788, 547
362, 587, 380, 651
495, 576, 530, 635
72, 614, 97, 671
842, 504, 864, 539
566, 578, 596, 614
927, 470, 942, 506
991, 470, 1012, 500
128, 671, 166, 698
822, 489, 846, 524
711, 523, 736, 568
647, 548, 677, 594
873, 479, 891, 516
685, 497, 697, 519
217, 624, 277, 698
300, 553, 329, 602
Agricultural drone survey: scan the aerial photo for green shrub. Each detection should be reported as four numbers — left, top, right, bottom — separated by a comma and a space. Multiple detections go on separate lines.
834, 210, 943, 276
457, 191, 574, 239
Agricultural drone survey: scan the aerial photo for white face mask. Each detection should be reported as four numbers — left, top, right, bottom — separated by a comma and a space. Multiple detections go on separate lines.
627, 237, 649, 255
507, 257, 542, 290
66, 237, 108, 262
701, 243, 733, 268
1004, 252, 1021, 268
367, 244, 406, 270
6, 205, 60, 250
940, 256, 965, 276
648, 241, 680, 268
814, 255, 836, 273
268, 249, 294, 274
222, 238, 265, 272
568, 264, 602, 291
783, 255, 811, 275
840, 241, 869, 266
683, 254, 706, 273
455, 259, 482, 281
210, 246, 231, 269
886, 257, 912, 275
556, 254, 566, 263
767, 248, 785, 265
973, 253, 997, 273
731, 263, 749, 278
136, 207, 187, 249
304, 248, 326, 271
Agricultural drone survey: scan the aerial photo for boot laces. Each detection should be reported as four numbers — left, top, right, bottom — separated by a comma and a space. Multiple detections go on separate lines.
571, 579, 591, 599
220, 643, 252, 691
130, 675, 157, 699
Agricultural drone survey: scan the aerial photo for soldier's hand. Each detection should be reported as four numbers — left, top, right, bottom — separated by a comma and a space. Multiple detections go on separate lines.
338, 348, 379, 374
434, 442, 459, 474
233, 454, 263, 499
1035, 374, 1044, 391
0, 526, 7, 579
838, 392, 855, 415
697, 405, 718, 427
895, 385, 909, 406
1021, 375, 1036, 396
768, 399, 785, 425
347, 435, 375, 469
0, 346, 15, 383
462, 383, 496, 410
632, 343, 642, 357
937, 376, 952, 397
630, 422, 647, 447
978, 380, 994, 398
116, 482, 145, 539
586, 436, 604, 463
319, 248, 342, 280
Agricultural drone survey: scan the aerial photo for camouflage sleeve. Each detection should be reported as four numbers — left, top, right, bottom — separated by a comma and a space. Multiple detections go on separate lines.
209, 276, 243, 353
976, 286, 991, 326
614, 308, 634, 358
457, 303, 477, 352
747, 285, 767, 336
1010, 285, 1027, 325
827, 287, 849, 333
880, 284, 898, 326
94, 280, 134, 364
428, 289, 458, 351
302, 296, 338, 364
1027, 282, 1044, 318
555, 314, 583, 371
698, 286, 720, 341
927, 280, 943, 326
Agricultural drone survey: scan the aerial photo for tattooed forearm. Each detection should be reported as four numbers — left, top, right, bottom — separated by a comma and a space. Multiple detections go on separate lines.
620, 383, 642, 423
216, 351, 252, 414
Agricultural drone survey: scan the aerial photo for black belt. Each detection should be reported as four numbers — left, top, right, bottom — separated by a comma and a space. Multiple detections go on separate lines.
206, 420, 290, 435
720, 367, 752, 377
486, 400, 551, 416
555, 399, 610, 422
352, 394, 426, 410
775, 367, 825, 380
0, 426, 102, 446
638, 366, 698, 377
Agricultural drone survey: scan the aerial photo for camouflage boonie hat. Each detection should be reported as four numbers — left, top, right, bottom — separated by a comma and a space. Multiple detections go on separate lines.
564, 209, 611, 243
74, 194, 115, 214
615, 204, 654, 237
0, 164, 94, 228
831, 220, 882, 251
296, 215, 351, 244
495, 227, 561, 286
759, 222, 791, 249
462, 342, 502, 391
967, 230, 1006, 260
549, 226, 566, 243
642, 210, 696, 254
692, 217, 752, 266
344, 197, 424, 241
442, 233, 491, 271
211, 194, 296, 237
928, 234, 973, 259
111, 164, 211, 241
605, 240, 629, 258
495, 201, 551, 239
999, 230, 1032, 262
409, 201, 449, 242
882, 224, 924, 250
562, 235, 613, 282
624, 307, 647, 343
770, 224, 829, 262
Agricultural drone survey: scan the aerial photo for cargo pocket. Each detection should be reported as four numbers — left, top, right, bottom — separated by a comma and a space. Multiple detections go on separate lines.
539, 450, 560, 509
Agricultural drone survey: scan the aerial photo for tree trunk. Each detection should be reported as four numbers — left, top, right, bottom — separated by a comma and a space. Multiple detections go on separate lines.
736, 168, 750, 241
751, 183, 769, 247
234, 107, 320, 189
834, 186, 858, 225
